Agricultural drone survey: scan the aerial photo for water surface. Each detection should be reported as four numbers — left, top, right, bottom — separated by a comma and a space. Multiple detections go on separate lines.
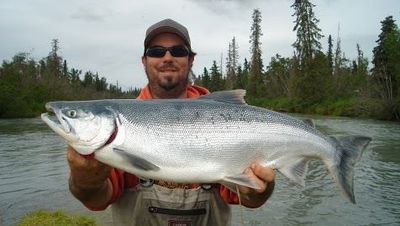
0, 116, 399, 225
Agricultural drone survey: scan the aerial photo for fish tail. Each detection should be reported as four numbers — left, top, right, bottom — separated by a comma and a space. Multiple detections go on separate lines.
330, 136, 371, 204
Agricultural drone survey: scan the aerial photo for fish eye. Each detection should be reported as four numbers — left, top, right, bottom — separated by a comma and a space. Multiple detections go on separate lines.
67, 110, 77, 118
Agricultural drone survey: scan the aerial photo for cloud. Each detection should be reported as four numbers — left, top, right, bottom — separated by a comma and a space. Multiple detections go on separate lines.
70, 6, 112, 22
186, 0, 260, 15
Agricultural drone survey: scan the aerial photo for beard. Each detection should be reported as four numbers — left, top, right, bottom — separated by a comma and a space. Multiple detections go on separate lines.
145, 65, 189, 92
159, 76, 179, 91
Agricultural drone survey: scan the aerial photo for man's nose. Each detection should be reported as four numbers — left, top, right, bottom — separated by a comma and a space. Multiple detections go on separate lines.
162, 50, 174, 61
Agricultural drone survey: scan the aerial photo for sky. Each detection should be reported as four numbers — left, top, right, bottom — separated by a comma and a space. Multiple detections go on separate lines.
0, 0, 399, 90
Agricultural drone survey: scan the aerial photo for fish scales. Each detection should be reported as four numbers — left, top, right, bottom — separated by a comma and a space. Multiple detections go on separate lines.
116, 100, 317, 168
41, 90, 371, 203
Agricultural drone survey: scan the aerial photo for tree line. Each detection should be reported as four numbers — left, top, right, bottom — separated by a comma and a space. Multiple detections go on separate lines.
0, 39, 138, 118
1, 0, 399, 121
195, 1, 400, 121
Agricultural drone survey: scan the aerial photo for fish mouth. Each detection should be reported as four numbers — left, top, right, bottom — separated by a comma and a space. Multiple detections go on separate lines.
41, 104, 79, 142
41, 103, 119, 149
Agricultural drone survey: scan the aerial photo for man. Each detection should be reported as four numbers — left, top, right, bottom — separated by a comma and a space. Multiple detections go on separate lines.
67, 18, 276, 226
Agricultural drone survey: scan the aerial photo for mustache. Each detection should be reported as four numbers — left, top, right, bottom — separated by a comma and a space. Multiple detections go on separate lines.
158, 63, 178, 71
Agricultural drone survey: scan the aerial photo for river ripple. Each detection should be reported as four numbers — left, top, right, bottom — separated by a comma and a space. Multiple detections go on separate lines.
0, 116, 399, 226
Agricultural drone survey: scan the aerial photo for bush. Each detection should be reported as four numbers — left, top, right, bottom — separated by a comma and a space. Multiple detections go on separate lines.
312, 98, 357, 116
247, 97, 362, 117
247, 97, 311, 113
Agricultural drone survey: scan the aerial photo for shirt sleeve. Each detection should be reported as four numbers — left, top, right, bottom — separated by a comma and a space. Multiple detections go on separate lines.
89, 168, 140, 210
219, 185, 239, 204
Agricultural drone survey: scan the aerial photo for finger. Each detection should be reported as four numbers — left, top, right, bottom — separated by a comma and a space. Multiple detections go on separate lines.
67, 146, 100, 169
239, 168, 256, 194
67, 146, 83, 165
67, 146, 87, 166
251, 164, 275, 183
238, 168, 267, 195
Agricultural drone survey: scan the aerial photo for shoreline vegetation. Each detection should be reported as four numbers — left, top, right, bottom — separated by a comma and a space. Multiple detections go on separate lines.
16, 210, 100, 226
1, 5, 399, 121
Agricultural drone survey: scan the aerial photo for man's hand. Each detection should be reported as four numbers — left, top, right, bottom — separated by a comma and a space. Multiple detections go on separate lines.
67, 146, 113, 209
237, 164, 276, 208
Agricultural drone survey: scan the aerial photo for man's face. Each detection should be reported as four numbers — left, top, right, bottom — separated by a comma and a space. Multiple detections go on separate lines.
142, 33, 194, 97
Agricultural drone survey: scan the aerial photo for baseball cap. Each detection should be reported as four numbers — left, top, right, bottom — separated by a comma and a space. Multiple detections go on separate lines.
144, 19, 192, 50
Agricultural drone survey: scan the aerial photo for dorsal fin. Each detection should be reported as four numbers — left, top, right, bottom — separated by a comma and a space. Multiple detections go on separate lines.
302, 119, 315, 128
198, 89, 247, 105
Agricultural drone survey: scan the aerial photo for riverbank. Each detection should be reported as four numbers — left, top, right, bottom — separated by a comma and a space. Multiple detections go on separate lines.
247, 96, 399, 121
2, 95, 398, 122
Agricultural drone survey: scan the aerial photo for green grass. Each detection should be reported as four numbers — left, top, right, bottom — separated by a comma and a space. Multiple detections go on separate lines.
17, 210, 99, 226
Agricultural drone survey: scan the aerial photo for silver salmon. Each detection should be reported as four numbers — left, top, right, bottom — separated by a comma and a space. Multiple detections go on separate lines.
41, 90, 371, 203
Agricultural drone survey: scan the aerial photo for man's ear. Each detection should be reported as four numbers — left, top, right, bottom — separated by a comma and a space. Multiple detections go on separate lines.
188, 55, 195, 67
142, 56, 146, 67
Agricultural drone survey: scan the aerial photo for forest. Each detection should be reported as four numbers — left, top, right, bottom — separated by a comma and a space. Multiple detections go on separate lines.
195, 2, 399, 121
0, 0, 399, 121
0, 39, 138, 118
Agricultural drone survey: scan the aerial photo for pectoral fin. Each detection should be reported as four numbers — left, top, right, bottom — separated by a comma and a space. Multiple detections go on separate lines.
113, 147, 160, 171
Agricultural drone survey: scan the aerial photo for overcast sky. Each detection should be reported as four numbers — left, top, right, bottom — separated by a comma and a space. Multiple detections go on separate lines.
1, 0, 399, 90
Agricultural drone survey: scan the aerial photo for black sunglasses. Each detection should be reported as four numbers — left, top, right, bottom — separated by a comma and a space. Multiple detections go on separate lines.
145, 45, 190, 58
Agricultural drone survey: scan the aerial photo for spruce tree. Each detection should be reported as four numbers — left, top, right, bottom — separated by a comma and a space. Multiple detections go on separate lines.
327, 35, 333, 75
226, 37, 239, 90
291, 0, 326, 104
291, 0, 323, 69
201, 67, 211, 89
210, 61, 223, 92
46, 39, 63, 78
247, 8, 265, 97
372, 16, 400, 120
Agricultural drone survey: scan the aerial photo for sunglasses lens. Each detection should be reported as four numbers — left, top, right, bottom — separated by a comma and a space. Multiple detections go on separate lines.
170, 46, 189, 57
146, 47, 167, 57
146, 46, 190, 58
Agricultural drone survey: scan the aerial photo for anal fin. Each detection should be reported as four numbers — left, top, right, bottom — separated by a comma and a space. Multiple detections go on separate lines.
279, 157, 310, 186
221, 173, 261, 192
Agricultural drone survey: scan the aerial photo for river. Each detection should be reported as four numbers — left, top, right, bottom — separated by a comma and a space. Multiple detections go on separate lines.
0, 116, 399, 226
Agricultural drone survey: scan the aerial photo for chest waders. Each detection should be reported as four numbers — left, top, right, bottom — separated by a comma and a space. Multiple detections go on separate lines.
111, 179, 231, 226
